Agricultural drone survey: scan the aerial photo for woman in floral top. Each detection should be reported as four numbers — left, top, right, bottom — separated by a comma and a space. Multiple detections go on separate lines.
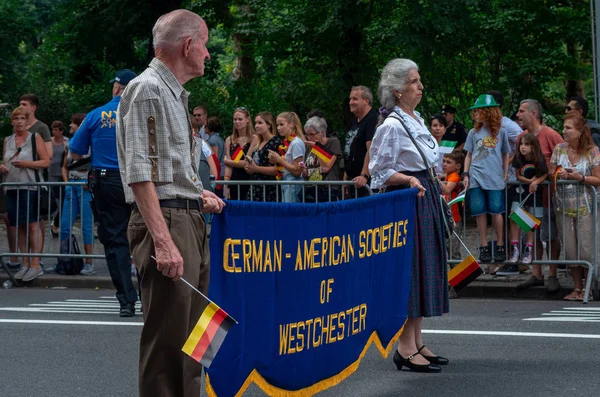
549, 114, 600, 301
244, 112, 281, 202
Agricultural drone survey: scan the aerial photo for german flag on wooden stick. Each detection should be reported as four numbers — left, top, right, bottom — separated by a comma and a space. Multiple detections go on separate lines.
311, 143, 333, 163
182, 301, 235, 368
232, 146, 244, 163
448, 255, 483, 293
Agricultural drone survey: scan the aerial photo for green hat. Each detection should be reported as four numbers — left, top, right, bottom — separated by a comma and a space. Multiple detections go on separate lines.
469, 94, 500, 109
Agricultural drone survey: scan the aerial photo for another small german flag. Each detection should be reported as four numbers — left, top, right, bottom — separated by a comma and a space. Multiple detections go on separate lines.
311, 143, 333, 163
182, 301, 235, 368
232, 146, 244, 163
448, 255, 483, 293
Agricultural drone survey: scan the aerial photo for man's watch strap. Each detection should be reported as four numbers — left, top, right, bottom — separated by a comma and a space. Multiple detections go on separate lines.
361, 174, 370, 179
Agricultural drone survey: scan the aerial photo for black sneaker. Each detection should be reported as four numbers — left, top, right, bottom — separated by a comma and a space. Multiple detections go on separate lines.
496, 264, 519, 276
119, 303, 135, 317
479, 245, 492, 263
517, 275, 544, 289
494, 245, 506, 262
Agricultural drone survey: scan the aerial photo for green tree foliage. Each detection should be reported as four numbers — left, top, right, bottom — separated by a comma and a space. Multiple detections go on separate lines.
0, 0, 595, 139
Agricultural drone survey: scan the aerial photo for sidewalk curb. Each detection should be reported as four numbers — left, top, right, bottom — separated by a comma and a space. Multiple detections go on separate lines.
0, 273, 582, 300
0, 274, 133, 289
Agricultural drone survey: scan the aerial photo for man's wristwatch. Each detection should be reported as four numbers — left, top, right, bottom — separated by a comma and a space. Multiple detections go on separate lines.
463, 172, 470, 177
361, 174, 369, 179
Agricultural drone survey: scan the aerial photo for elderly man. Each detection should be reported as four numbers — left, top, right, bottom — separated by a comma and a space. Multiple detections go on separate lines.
116, 9, 224, 397
515, 99, 563, 293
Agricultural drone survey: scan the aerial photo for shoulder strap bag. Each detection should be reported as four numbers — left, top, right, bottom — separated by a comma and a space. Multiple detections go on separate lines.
389, 111, 455, 237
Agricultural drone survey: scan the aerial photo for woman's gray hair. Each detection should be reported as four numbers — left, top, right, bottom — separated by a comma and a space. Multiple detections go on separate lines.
152, 10, 204, 51
304, 116, 327, 134
377, 58, 419, 110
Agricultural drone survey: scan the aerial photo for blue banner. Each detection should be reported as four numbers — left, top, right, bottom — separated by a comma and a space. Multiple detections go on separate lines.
206, 189, 416, 397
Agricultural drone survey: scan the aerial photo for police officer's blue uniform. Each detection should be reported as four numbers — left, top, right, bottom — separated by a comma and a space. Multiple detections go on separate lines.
70, 85, 138, 315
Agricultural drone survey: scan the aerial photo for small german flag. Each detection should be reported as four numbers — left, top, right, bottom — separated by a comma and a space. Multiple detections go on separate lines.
182, 301, 235, 368
311, 143, 333, 163
448, 255, 483, 293
232, 146, 244, 163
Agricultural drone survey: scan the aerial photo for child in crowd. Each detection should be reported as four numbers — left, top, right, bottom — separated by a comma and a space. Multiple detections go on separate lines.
503, 133, 547, 276
441, 151, 465, 261
462, 94, 510, 271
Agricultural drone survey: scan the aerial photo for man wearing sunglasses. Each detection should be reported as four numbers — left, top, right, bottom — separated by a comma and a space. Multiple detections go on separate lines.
565, 96, 600, 148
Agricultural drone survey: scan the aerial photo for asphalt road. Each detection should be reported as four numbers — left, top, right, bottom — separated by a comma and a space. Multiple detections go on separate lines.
1, 289, 599, 397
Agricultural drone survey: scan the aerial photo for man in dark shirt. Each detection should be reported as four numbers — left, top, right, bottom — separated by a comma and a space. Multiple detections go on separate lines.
344, 85, 378, 198
566, 96, 600, 148
441, 104, 467, 151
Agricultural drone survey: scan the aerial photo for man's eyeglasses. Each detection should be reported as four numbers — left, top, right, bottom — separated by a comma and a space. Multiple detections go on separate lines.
193, 113, 204, 117
565, 106, 579, 112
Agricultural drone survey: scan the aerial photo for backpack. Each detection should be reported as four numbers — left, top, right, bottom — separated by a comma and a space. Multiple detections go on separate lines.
56, 235, 84, 275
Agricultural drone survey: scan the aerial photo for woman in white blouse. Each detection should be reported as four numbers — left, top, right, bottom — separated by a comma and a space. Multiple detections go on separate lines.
369, 58, 448, 374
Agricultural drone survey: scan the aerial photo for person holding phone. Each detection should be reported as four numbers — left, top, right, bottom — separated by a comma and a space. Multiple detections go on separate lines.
549, 114, 600, 301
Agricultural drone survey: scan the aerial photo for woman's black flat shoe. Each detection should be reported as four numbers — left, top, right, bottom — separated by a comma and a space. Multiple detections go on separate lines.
418, 345, 449, 365
393, 350, 441, 373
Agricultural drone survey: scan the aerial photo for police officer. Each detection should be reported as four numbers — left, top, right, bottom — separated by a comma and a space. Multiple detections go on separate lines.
440, 104, 467, 152
69, 69, 138, 317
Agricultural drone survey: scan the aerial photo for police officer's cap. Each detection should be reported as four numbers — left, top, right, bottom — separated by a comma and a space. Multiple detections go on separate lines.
441, 104, 457, 114
110, 69, 137, 86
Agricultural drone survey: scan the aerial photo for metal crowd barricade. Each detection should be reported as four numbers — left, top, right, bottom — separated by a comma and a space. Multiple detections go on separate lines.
0, 181, 104, 285
448, 179, 598, 303
219, 180, 372, 203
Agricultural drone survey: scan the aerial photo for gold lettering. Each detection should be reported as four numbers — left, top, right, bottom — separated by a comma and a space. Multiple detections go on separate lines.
313, 317, 322, 347
365, 229, 373, 257
252, 240, 263, 272
337, 311, 345, 341
279, 324, 289, 355
372, 228, 380, 255
328, 313, 338, 343
403, 220, 408, 246
304, 240, 312, 269
396, 221, 404, 248
296, 321, 305, 352
340, 235, 347, 263
346, 308, 353, 337
305, 319, 314, 350
321, 315, 330, 344
295, 241, 303, 270
311, 238, 320, 268
359, 230, 366, 258
359, 304, 367, 331
352, 306, 360, 335
381, 223, 391, 253
347, 234, 354, 260
321, 237, 329, 266
287, 322, 297, 354
332, 236, 340, 265
274, 240, 282, 272
223, 238, 242, 273
242, 240, 252, 272
264, 241, 272, 272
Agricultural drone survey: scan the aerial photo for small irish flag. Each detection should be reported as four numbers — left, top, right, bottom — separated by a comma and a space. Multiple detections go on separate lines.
232, 146, 244, 163
311, 144, 333, 162
509, 206, 541, 232
439, 140, 457, 154
182, 301, 236, 368
449, 255, 483, 293
448, 190, 466, 206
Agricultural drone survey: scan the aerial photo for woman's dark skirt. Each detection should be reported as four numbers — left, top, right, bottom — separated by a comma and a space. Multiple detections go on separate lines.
387, 170, 449, 318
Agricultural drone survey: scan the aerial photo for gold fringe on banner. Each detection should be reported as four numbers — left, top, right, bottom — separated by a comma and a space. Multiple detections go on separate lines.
206, 321, 406, 397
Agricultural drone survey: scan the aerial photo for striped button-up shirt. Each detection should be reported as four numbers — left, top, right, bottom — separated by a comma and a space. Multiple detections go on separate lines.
116, 58, 203, 203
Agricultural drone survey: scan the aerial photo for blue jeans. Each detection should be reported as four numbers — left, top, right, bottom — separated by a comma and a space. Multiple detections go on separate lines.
282, 173, 302, 203
468, 187, 505, 216
60, 181, 94, 245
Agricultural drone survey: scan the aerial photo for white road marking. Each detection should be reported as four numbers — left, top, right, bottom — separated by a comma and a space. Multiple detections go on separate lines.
0, 298, 141, 315
523, 307, 600, 322
423, 330, 600, 338
0, 319, 142, 326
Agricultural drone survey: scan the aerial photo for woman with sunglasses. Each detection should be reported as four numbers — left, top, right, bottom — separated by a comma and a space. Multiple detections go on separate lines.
224, 107, 255, 200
